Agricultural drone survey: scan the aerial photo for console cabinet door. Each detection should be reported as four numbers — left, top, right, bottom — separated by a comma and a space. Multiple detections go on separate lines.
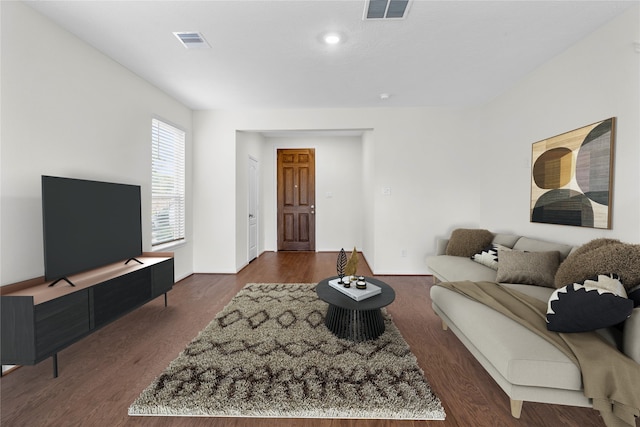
1, 296, 36, 364
151, 258, 174, 297
35, 290, 90, 361
92, 269, 152, 328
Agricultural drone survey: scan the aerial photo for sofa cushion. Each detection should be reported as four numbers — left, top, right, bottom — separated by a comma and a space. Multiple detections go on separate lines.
512, 237, 574, 260
445, 228, 494, 257
427, 255, 498, 283
471, 244, 511, 270
500, 283, 555, 302
624, 308, 640, 363
430, 285, 582, 390
546, 274, 634, 333
496, 250, 560, 288
491, 233, 520, 248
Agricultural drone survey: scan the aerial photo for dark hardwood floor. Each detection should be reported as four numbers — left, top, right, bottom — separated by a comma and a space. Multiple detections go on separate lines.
1, 252, 613, 427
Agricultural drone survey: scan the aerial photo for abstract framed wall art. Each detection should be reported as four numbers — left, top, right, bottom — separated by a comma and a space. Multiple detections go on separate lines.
530, 117, 615, 229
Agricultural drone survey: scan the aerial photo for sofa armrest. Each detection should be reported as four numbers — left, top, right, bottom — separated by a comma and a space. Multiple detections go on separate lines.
435, 238, 449, 256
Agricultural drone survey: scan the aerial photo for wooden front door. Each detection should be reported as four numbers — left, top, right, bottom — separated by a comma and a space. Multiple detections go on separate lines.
277, 149, 315, 251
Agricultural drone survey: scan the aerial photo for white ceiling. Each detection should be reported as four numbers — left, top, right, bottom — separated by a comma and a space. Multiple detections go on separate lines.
25, 0, 637, 110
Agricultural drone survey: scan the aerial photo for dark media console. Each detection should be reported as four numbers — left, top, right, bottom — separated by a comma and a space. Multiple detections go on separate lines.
1, 253, 174, 378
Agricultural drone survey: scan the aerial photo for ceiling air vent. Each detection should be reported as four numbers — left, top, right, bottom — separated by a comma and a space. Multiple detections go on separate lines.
364, 0, 411, 20
173, 32, 211, 49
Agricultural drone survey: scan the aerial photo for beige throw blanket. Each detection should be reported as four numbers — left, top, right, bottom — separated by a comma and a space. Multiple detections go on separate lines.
435, 281, 640, 427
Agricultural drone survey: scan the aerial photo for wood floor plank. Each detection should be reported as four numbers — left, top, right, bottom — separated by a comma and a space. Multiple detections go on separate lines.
1, 252, 618, 427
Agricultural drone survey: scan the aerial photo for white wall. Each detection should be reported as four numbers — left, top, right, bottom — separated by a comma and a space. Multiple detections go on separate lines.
259, 135, 364, 254
191, 111, 238, 273
0, 2, 194, 285
471, 5, 640, 246
192, 107, 473, 275
364, 108, 482, 274
193, 6, 639, 274
361, 130, 376, 269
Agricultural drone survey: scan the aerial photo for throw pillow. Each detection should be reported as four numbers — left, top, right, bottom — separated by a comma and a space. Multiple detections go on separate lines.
628, 285, 640, 308
445, 228, 493, 258
554, 238, 640, 290
496, 250, 560, 287
471, 244, 511, 270
547, 274, 634, 333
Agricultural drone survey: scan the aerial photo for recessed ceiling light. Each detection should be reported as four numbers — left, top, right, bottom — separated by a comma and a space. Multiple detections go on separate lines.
323, 33, 342, 45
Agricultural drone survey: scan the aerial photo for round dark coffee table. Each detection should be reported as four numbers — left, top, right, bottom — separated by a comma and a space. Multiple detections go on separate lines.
316, 276, 395, 342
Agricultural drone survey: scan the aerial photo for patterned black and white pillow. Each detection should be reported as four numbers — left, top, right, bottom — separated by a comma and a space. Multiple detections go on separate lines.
471, 244, 511, 270
547, 274, 634, 332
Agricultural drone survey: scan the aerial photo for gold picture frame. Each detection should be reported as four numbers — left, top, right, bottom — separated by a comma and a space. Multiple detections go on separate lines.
530, 118, 615, 229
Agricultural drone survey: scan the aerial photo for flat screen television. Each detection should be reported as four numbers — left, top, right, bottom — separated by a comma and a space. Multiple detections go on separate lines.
42, 175, 143, 282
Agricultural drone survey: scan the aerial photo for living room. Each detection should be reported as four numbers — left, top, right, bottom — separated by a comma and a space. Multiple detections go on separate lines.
2, 1, 639, 287
1, 1, 639, 425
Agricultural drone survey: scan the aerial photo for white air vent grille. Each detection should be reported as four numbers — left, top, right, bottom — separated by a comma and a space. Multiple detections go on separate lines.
173, 32, 211, 49
364, 0, 411, 20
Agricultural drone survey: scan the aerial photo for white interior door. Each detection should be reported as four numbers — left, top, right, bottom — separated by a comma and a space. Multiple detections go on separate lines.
248, 156, 259, 262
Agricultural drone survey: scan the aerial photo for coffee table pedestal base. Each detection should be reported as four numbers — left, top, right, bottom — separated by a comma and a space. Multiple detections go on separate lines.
325, 305, 385, 342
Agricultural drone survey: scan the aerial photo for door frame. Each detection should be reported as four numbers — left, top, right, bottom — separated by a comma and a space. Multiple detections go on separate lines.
248, 155, 259, 262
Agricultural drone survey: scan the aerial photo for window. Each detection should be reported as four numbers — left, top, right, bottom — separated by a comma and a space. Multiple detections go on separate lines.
151, 118, 185, 247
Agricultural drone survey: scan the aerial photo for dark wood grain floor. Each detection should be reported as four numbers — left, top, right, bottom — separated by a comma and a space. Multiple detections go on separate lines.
1, 252, 614, 427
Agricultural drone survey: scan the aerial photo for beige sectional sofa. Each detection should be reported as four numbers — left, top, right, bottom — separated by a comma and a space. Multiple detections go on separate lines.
426, 231, 640, 418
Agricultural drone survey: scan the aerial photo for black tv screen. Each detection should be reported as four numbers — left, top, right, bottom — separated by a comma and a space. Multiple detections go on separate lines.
42, 175, 142, 281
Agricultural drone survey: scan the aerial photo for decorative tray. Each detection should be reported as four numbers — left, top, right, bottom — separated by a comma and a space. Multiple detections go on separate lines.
328, 278, 381, 301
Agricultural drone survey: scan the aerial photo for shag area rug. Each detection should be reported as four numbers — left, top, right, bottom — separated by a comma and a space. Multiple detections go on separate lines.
129, 283, 445, 420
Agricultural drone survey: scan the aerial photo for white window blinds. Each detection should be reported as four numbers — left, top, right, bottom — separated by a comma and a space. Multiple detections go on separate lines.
151, 118, 185, 247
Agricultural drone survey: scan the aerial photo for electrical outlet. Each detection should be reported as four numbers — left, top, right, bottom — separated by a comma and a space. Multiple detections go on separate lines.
401, 249, 407, 257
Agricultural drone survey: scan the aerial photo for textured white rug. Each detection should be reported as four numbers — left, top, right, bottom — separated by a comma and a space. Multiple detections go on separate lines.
129, 283, 446, 420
